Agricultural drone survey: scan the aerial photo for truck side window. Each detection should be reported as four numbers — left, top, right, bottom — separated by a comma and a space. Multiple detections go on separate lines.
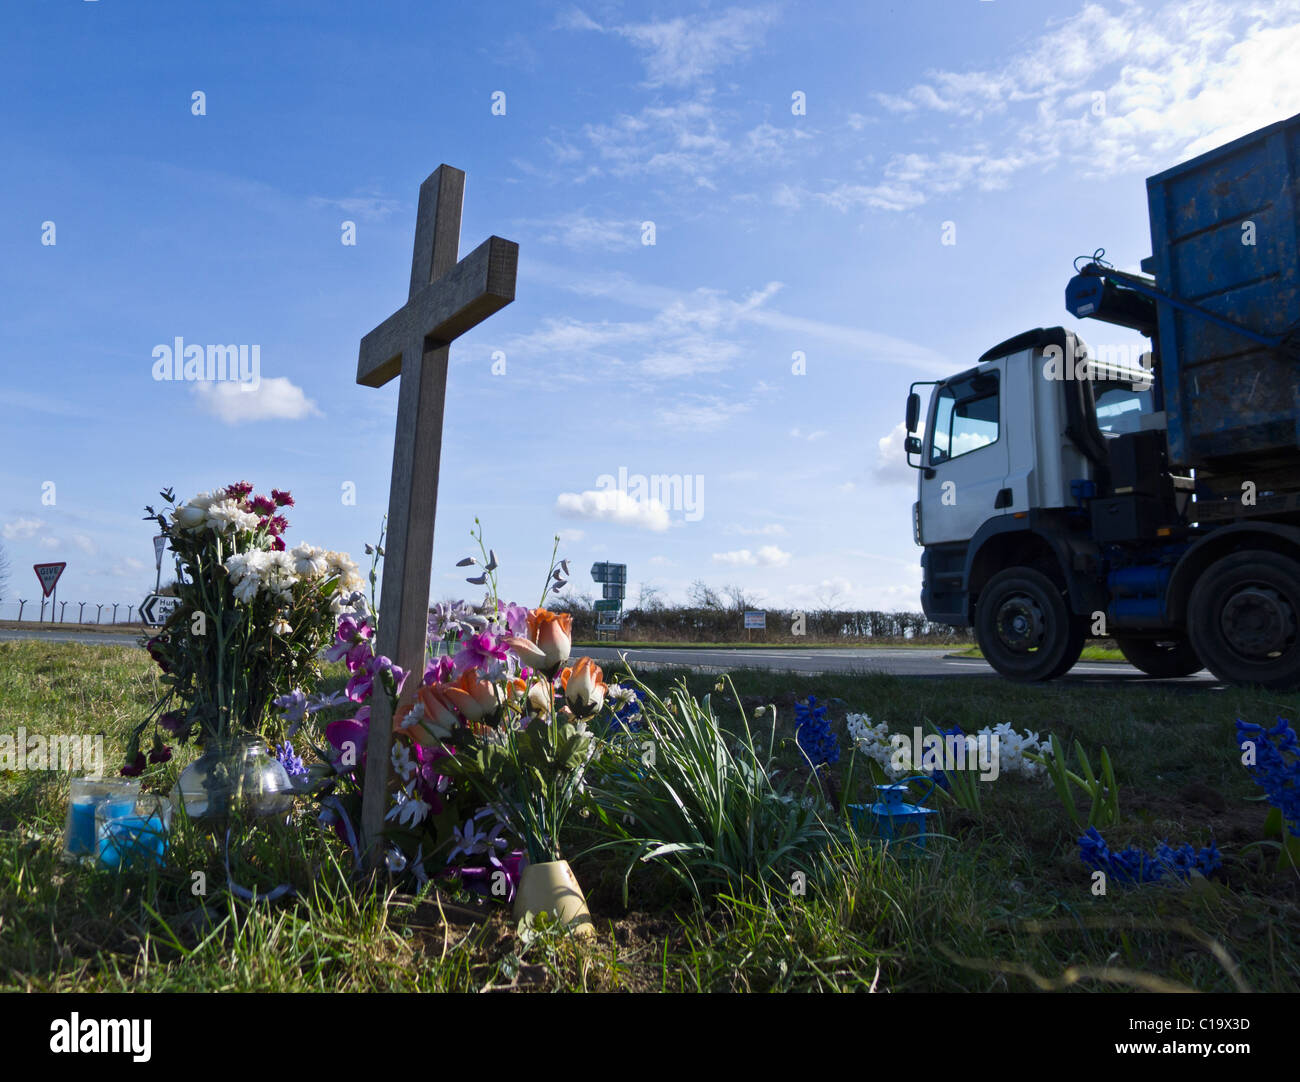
930, 375, 999, 465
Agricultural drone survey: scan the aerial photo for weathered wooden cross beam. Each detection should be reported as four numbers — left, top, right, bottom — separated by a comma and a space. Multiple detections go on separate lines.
356, 166, 518, 868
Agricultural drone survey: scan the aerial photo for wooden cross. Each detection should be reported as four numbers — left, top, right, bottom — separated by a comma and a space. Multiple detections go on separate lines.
356, 165, 518, 868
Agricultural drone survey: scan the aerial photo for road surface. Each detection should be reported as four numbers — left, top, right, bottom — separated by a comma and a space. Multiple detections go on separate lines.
0, 627, 1223, 687
578, 645, 1223, 686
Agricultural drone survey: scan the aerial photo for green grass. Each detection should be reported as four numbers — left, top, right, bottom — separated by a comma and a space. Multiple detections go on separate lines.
2, 640, 1298, 992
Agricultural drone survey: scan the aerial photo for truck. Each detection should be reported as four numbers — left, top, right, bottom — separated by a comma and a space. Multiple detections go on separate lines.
905, 111, 1300, 689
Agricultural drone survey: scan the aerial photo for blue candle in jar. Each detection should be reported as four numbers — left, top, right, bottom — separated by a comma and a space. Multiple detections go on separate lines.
67, 799, 98, 855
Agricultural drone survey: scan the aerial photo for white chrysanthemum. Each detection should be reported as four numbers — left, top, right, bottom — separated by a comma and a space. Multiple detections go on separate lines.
204, 498, 259, 534
232, 574, 260, 604
325, 551, 364, 593
290, 543, 329, 578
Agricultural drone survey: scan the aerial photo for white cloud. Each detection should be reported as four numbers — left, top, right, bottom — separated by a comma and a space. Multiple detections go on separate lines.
726, 523, 786, 536
2, 517, 43, 540
557, 528, 585, 542
39, 536, 61, 550
193, 377, 321, 425
649, 555, 672, 566
790, 427, 827, 441
555, 489, 671, 531
70, 534, 96, 556
124, 557, 146, 572
873, 422, 918, 486
712, 544, 790, 567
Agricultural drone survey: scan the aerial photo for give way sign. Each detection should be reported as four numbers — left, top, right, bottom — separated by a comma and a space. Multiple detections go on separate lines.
34, 562, 67, 597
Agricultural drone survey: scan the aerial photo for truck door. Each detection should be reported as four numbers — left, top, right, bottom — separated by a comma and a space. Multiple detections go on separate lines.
921, 364, 1010, 545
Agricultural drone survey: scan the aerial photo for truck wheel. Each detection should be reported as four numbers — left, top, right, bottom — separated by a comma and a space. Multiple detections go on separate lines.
975, 567, 1085, 682
1187, 550, 1300, 690
1113, 636, 1204, 677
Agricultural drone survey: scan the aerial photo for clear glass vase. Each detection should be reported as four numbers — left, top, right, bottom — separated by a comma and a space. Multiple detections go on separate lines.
172, 735, 294, 819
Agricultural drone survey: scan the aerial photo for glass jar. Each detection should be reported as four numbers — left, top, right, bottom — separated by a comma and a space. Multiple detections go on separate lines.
171, 735, 294, 819
64, 777, 141, 858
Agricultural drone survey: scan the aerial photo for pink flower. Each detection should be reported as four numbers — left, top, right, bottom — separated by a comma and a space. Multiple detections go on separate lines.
227, 481, 254, 500
271, 489, 294, 507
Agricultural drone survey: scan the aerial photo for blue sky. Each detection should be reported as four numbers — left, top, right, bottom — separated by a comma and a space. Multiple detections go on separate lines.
3, 0, 1300, 618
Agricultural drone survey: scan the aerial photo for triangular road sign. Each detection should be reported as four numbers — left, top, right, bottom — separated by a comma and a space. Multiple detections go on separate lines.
34, 562, 67, 597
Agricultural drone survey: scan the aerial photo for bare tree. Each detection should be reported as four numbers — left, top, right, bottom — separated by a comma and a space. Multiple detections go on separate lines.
635, 582, 666, 611
687, 579, 725, 610
815, 580, 846, 610
722, 583, 759, 612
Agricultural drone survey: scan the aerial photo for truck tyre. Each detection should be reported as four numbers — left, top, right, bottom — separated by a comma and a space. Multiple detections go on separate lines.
1187, 550, 1300, 690
975, 567, 1085, 682
1114, 637, 1204, 678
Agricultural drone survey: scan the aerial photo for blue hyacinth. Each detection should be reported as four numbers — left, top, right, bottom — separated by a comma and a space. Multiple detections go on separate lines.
1078, 827, 1220, 885
276, 740, 307, 778
795, 695, 840, 767
1236, 717, 1300, 839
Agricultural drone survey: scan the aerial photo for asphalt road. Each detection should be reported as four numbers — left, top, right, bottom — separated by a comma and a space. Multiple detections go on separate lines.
1, 627, 1224, 688
582, 644, 1223, 688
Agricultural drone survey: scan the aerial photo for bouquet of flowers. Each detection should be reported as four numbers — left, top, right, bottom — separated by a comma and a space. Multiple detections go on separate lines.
286, 526, 629, 891
124, 483, 364, 774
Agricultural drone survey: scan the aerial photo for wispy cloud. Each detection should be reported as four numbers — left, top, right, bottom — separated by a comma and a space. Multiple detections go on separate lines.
712, 544, 791, 567
2, 517, 44, 541
568, 5, 778, 88
308, 193, 403, 222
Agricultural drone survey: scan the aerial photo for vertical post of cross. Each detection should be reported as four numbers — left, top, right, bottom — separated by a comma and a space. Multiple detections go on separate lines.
355, 166, 518, 871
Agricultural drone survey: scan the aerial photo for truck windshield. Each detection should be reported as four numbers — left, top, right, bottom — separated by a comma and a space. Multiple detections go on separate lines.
930, 373, 999, 464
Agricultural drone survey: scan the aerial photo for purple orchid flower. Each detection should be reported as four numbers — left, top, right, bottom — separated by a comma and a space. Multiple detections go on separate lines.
453, 631, 512, 678
423, 654, 455, 686
325, 714, 369, 773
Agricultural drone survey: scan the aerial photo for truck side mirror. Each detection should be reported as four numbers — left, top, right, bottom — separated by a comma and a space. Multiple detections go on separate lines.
905, 392, 920, 433
905, 435, 923, 456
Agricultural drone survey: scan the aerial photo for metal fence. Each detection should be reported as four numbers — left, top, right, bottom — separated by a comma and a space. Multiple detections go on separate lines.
0, 598, 145, 624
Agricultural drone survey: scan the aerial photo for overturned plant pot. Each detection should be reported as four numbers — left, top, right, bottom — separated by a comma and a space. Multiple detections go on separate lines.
512, 860, 594, 937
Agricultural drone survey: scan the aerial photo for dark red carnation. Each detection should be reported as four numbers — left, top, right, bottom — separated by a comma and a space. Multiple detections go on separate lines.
271, 489, 294, 508
268, 515, 289, 536
250, 495, 276, 515
149, 744, 173, 765
120, 752, 147, 777
227, 481, 254, 499
146, 636, 171, 674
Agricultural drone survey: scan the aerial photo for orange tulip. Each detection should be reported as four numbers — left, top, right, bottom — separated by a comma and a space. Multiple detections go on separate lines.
394, 684, 462, 748
562, 656, 606, 717
527, 609, 572, 672
441, 669, 505, 724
